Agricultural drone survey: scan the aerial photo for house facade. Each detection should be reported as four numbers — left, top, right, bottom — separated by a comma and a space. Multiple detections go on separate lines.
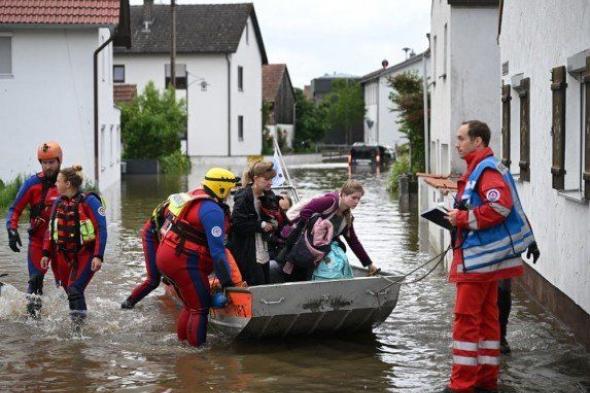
360, 52, 429, 148
419, 0, 501, 261
114, 2, 268, 159
262, 64, 296, 148
0, 1, 127, 191
498, 0, 590, 348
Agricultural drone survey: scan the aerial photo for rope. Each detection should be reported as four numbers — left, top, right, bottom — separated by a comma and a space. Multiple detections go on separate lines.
368, 244, 451, 297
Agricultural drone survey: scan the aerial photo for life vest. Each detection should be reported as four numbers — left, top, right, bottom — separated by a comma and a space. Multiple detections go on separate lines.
50, 193, 101, 253
459, 156, 535, 273
160, 189, 230, 255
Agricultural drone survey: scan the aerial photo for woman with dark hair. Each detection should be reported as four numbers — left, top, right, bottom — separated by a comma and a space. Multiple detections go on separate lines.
229, 161, 284, 286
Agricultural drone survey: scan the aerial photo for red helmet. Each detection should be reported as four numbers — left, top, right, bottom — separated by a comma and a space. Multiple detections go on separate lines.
37, 141, 63, 163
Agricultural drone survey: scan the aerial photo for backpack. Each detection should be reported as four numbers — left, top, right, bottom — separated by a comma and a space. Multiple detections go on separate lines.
312, 242, 353, 281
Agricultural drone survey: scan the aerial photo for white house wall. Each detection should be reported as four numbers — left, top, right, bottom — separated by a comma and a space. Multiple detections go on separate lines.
499, 0, 590, 315
230, 15, 263, 156
113, 53, 230, 157
0, 28, 120, 191
450, 7, 501, 173
429, 0, 452, 175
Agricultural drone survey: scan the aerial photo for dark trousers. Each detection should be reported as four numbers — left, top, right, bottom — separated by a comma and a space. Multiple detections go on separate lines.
497, 278, 512, 340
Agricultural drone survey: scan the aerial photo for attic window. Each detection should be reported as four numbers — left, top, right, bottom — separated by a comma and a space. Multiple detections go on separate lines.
0, 36, 12, 76
246, 23, 249, 45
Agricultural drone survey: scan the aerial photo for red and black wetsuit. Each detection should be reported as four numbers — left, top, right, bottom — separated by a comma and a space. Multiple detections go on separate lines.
156, 189, 239, 347
5, 172, 59, 294
43, 193, 107, 318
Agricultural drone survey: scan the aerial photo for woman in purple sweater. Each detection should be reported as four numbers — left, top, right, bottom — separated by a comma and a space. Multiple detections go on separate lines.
286, 179, 380, 280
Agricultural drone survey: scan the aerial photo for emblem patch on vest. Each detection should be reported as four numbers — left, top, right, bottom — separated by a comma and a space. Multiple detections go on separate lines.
98, 206, 106, 216
211, 226, 222, 237
486, 189, 500, 202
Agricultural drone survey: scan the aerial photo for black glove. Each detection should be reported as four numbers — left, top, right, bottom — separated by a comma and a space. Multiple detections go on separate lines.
8, 229, 22, 253
526, 241, 540, 264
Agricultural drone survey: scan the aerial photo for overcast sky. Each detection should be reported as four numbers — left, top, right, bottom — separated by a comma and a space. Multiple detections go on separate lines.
130, 0, 431, 88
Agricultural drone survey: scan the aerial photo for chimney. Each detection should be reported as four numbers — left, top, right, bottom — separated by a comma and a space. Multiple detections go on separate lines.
142, 0, 154, 32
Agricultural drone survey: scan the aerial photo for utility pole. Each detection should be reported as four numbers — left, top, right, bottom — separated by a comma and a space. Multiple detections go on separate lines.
170, 0, 176, 88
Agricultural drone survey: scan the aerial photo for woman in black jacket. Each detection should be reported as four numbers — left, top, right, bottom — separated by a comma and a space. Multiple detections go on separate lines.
229, 161, 279, 286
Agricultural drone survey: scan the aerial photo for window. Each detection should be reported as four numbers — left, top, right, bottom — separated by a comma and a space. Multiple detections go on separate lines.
110, 125, 115, 166
100, 125, 106, 172
238, 115, 244, 141
518, 78, 531, 182
165, 63, 187, 89
551, 66, 567, 190
432, 35, 437, 82
238, 66, 244, 91
441, 143, 449, 175
245, 22, 249, 45
562, 52, 590, 199
0, 36, 12, 75
113, 65, 125, 83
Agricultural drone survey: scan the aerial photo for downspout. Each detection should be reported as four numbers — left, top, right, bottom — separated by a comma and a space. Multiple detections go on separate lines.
422, 52, 430, 173
376, 78, 380, 145
94, 35, 114, 187
226, 54, 232, 156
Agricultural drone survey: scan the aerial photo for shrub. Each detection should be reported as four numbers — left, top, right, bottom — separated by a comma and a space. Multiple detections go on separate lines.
387, 154, 410, 192
160, 150, 191, 175
0, 176, 23, 211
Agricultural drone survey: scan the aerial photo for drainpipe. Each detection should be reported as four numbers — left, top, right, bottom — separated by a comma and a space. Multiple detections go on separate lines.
422, 50, 430, 173
94, 35, 114, 187
226, 54, 232, 156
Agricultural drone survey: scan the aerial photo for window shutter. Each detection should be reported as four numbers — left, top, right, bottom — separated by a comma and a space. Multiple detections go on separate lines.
584, 57, 590, 200
550, 66, 567, 190
518, 78, 530, 181
501, 84, 512, 168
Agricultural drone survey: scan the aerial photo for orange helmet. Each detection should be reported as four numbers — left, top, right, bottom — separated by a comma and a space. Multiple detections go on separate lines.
37, 141, 63, 163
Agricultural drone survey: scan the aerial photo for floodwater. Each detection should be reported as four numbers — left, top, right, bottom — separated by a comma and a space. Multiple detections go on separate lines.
0, 165, 589, 393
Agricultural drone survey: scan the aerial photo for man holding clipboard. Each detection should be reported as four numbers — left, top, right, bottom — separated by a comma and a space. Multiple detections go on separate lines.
439, 121, 539, 393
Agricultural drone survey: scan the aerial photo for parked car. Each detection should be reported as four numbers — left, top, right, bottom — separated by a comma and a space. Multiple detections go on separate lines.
349, 143, 394, 166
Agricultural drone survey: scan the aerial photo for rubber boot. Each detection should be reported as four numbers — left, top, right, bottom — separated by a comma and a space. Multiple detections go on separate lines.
121, 297, 136, 309
27, 274, 44, 319
498, 279, 512, 355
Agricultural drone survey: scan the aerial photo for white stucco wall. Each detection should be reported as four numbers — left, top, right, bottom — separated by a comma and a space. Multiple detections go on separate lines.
363, 57, 428, 148
450, 8, 501, 172
429, 3, 500, 176
429, 0, 452, 175
230, 16, 263, 156
0, 27, 120, 191
500, 0, 590, 315
114, 16, 263, 158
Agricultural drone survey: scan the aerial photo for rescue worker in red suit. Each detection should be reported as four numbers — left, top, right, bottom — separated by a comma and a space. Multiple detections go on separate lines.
6, 142, 62, 317
40, 165, 107, 326
120, 200, 168, 309
442, 120, 539, 393
156, 168, 242, 347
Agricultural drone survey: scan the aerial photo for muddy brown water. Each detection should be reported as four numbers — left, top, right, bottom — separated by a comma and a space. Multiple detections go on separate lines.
0, 165, 588, 392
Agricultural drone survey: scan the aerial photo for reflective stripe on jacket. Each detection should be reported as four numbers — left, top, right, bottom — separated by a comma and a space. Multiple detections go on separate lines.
460, 156, 534, 273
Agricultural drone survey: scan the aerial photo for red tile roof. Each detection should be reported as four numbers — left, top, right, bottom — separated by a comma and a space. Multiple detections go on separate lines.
262, 64, 286, 102
114, 84, 136, 105
417, 173, 458, 191
0, 1, 120, 25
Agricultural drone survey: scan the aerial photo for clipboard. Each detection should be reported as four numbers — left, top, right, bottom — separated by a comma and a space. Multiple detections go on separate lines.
420, 206, 453, 231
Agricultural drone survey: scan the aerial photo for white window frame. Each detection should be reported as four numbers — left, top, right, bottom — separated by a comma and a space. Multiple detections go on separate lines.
0, 33, 13, 78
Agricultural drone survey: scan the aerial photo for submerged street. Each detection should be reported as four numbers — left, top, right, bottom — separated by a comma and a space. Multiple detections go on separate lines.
1, 165, 589, 392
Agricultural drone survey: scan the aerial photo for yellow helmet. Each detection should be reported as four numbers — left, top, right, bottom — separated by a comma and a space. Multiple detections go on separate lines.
202, 167, 239, 200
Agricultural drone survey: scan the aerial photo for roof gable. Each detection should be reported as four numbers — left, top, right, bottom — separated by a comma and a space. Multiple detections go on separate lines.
115, 3, 267, 63
0, 0, 120, 26
263, 64, 286, 101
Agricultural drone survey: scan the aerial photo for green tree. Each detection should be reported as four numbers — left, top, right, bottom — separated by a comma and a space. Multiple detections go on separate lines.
121, 81, 187, 159
387, 71, 426, 173
293, 88, 328, 150
324, 79, 365, 145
